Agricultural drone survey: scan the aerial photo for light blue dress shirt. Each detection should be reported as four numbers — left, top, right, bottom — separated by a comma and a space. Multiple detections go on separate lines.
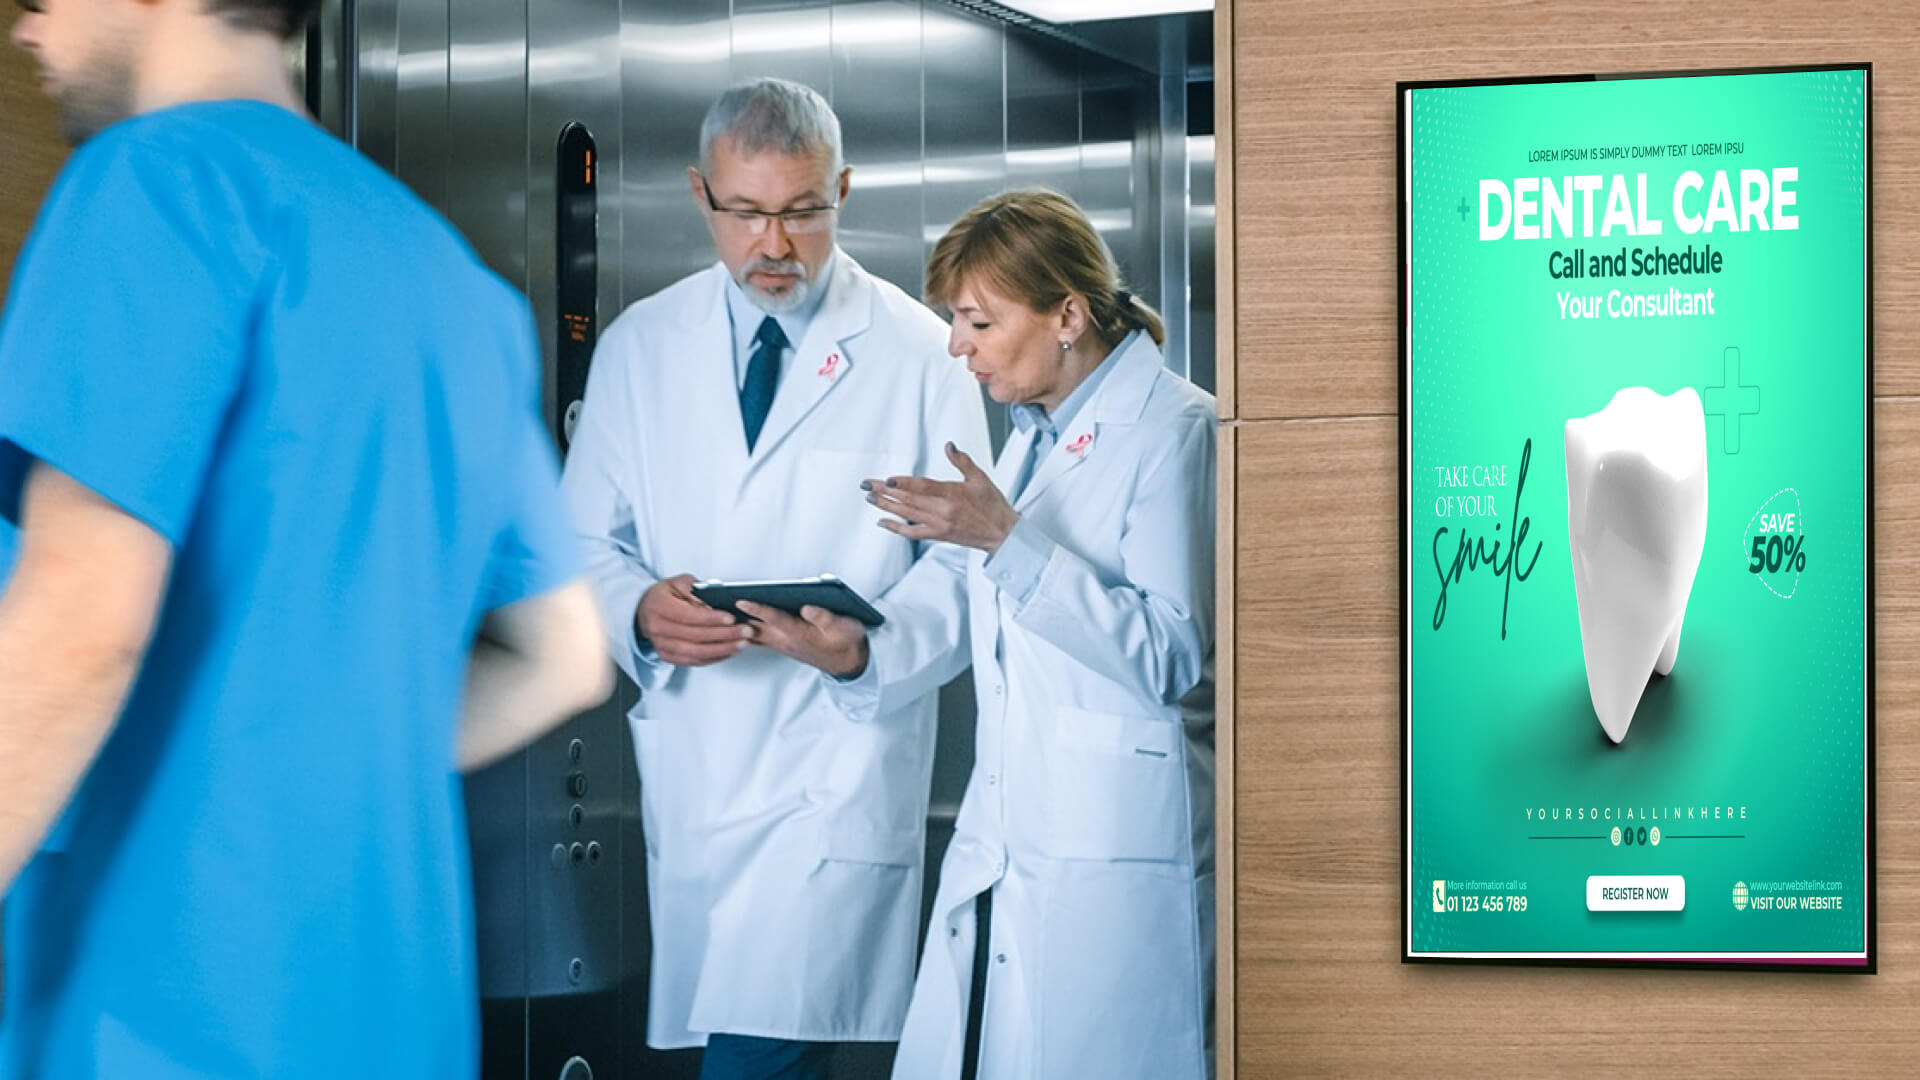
724, 251, 836, 389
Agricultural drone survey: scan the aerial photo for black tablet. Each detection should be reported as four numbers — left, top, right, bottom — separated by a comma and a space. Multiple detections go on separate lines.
691, 575, 885, 628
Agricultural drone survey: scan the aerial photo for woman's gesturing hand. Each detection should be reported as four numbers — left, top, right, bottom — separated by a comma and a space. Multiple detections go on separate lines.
864, 442, 1018, 554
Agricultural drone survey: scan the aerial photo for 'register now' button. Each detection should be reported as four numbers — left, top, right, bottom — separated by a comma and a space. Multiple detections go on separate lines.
1587, 875, 1686, 912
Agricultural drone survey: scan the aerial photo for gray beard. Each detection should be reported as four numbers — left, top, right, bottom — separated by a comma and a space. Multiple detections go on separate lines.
736, 256, 820, 314
745, 275, 811, 314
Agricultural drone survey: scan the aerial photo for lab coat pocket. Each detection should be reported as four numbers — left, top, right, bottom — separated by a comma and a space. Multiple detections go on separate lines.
820, 710, 926, 868
1042, 707, 1188, 862
626, 701, 664, 859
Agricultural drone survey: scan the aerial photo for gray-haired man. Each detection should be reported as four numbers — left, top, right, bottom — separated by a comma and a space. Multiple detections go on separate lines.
559, 78, 988, 1079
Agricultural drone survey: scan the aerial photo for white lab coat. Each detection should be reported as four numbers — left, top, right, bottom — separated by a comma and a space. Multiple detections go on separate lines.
560, 252, 989, 1048
893, 332, 1217, 1080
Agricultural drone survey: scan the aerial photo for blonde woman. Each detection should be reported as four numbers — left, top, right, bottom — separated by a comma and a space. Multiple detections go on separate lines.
871, 189, 1215, 1080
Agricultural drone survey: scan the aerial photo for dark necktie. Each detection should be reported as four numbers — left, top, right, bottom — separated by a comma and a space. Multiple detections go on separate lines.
740, 315, 787, 452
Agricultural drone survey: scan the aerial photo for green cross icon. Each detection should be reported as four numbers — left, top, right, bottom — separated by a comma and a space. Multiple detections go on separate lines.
1701, 347, 1761, 454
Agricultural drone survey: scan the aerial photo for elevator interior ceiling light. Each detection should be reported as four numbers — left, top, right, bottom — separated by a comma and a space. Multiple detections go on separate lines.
994, 0, 1212, 23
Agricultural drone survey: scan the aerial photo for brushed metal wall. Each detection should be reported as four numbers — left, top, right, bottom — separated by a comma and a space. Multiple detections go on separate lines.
309, 2, 1213, 1076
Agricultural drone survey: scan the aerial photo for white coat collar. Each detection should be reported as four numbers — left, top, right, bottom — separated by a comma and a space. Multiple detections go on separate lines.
749, 250, 870, 463
692, 251, 875, 473
1008, 331, 1163, 508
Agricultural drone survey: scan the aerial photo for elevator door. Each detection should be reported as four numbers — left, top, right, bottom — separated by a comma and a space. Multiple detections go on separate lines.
305, 2, 1203, 1076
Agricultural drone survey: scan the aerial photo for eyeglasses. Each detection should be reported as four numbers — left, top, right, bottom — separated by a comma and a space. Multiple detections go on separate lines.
698, 174, 840, 236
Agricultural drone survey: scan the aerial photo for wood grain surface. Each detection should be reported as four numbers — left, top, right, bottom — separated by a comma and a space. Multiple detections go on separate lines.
1215, 0, 1237, 422
1214, 1, 1239, 1075
0, 14, 67, 304
1215, 421, 1238, 1080
1224, 1, 1920, 1073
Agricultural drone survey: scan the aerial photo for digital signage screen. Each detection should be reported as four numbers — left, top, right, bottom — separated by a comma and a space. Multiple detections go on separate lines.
1399, 65, 1872, 969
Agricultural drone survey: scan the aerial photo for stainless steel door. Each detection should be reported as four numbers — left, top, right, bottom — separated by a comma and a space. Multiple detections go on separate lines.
302, 4, 1210, 1076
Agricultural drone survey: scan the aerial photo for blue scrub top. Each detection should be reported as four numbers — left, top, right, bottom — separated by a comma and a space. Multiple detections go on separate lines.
0, 101, 578, 1078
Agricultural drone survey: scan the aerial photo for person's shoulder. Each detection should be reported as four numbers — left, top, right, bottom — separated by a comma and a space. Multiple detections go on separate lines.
53, 106, 250, 205
1152, 368, 1217, 424
76, 104, 476, 271
856, 266, 947, 340
88, 102, 341, 188
605, 265, 725, 338
33, 108, 290, 280
844, 263, 955, 384
589, 266, 726, 385
1116, 365, 1214, 486
85, 100, 250, 152
1137, 354, 1218, 439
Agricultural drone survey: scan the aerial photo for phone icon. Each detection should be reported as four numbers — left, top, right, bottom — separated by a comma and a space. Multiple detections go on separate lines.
1432, 880, 1447, 912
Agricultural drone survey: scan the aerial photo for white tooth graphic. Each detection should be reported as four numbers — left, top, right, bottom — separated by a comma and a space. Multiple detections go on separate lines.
1565, 386, 1708, 744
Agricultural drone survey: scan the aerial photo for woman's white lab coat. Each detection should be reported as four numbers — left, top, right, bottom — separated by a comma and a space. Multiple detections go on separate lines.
892, 331, 1217, 1080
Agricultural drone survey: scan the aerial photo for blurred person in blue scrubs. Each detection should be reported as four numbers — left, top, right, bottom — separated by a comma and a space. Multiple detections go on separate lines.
0, 0, 611, 1076
879, 189, 1216, 1080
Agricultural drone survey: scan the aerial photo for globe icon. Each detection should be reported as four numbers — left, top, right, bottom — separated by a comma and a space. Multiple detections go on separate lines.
1732, 881, 1750, 911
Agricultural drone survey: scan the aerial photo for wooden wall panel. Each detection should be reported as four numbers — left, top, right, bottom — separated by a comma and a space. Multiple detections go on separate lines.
1214, 0, 1236, 422
1226, 1, 1920, 1073
0, 12, 67, 303
1235, 0, 1920, 421
1214, 421, 1237, 1078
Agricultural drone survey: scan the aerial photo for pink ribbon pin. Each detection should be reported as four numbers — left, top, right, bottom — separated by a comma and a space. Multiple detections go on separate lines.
1066, 432, 1093, 457
818, 353, 841, 378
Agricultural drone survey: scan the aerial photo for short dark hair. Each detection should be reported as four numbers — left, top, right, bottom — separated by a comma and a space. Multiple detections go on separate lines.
205, 0, 321, 39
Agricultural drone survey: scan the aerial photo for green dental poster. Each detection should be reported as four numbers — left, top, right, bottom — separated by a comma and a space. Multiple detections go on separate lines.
1399, 66, 1872, 969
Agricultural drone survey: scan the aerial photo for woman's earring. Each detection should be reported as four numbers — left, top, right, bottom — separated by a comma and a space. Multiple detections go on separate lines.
1059, 339, 1073, 352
